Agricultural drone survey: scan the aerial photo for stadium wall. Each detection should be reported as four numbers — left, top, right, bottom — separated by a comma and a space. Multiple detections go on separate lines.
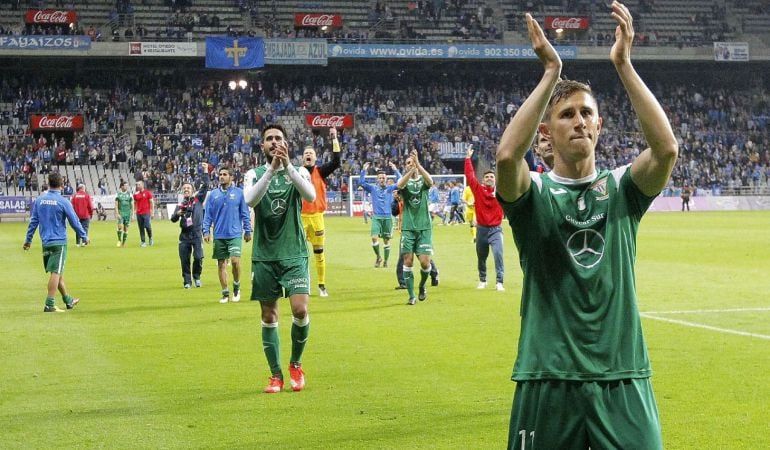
649, 196, 770, 212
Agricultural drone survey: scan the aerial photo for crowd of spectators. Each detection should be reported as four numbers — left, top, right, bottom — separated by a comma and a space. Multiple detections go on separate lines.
1, 65, 769, 199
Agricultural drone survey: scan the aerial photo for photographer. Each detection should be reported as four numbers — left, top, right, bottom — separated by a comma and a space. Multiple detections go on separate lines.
170, 182, 206, 288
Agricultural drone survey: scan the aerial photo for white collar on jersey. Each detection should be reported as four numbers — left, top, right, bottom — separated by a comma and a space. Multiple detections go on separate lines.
547, 170, 598, 185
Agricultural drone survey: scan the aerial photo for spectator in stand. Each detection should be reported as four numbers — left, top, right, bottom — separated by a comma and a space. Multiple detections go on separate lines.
70, 184, 93, 247
133, 180, 154, 247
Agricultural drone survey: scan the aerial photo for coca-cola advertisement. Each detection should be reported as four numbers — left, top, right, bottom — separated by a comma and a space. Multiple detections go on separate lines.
304, 114, 354, 129
25, 9, 78, 25
294, 13, 343, 28
30, 115, 85, 131
544, 16, 590, 30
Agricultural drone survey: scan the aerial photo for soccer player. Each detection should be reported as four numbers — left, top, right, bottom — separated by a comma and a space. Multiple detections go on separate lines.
301, 127, 341, 297
427, 184, 446, 224
397, 149, 434, 305
465, 145, 505, 291
462, 178, 476, 243
243, 124, 316, 393
392, 189, 439, 290
70, 184, 93, 247
23, 172, 89, 312
115, 181, 133, 247
203, 166, 252, 304
495, 4, 678, 449
133, 180, 154, 247
358, 161, 401, 268
171, 182, 206, 289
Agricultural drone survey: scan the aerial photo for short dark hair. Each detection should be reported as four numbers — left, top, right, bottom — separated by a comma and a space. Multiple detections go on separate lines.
544, 79, 596, 120
376, 170, 386, 175
263, 123, 286, 137
483, 170, 495, 177
218, 166, 231, 175
48, 172, 63, 189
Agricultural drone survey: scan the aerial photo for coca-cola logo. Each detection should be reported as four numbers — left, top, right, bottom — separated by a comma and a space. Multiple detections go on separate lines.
39, 116, 75, 128
300, 14, 334, 27
33, 10, 70, 23
310, 115, 345, 128
547, 17, 588, 30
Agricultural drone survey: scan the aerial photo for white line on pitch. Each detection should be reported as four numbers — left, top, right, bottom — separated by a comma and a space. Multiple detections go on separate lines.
641, 313, 770, 341
642, 307, 770, 314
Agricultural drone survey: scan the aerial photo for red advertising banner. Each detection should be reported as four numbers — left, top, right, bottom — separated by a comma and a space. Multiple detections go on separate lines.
25, 9, 78, 25
304, 114, 354, 129
294, 13, 343, 28
30, 115, 84, 131
544, 16, 589, 30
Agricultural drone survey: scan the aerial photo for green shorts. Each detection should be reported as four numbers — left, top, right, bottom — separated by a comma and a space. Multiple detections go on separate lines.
399, 229, 433, 255
250, 257, 310, 301
117, 214, 131, 227
42, 244, 67, 274
508, 378, 662, 450
213, 237, 242, 260
371, 217, 393, 240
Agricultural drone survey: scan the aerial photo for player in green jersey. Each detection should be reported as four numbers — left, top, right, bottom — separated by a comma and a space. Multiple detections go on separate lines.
496, 3, 678, 449
243, 124, 317, 394
115, 181, 134, 248
396, 148, 434, 306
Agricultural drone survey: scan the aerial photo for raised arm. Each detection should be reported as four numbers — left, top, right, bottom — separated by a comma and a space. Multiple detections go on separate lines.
610, 1, 678, 196
464, 145, 480, 191
496, 13, 562, 203
318, 127, 342, 179
411, 149, 433, 187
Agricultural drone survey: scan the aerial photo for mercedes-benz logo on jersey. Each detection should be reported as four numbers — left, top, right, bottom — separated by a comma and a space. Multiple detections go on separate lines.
271, 198, 287, 215
566, 229, 605, 268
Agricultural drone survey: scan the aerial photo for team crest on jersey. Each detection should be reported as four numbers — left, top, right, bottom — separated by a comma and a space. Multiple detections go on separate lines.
589, 178, 609, 200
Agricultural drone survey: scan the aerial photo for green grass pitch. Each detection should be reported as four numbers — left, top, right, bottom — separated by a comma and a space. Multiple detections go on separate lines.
1, 211, 769, 449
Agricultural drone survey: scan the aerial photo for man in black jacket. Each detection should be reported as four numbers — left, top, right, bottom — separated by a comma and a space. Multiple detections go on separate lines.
171, 182, 206, 288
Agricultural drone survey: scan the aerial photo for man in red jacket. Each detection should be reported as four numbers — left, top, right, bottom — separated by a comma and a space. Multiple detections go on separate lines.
464, 145, 505, 291
70, 184, 93, 247
133, 180, 155, 247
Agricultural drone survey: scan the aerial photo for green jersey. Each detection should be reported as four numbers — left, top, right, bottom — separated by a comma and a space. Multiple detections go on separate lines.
399, 176, 432, 231
116, 191, 133, 217
500, 166, 655, 382
245, 164, 309, 261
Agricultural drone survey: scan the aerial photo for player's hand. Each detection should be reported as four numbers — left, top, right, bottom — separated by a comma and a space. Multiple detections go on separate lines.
244, 233, 252, 243
270, 144, 284, 170
466, 144, 474, 158
329, 127, 338, 140
525, 13, 561, 73
389, 161, 397, 171
410, 149, 420, 168
204, 235, 211, 243
363, 162, 370, 171
609, 1, 634, 66
23, 242, 30, 251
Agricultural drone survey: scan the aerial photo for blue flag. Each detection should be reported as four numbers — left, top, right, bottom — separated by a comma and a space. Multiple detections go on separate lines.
205, 37, 264, 69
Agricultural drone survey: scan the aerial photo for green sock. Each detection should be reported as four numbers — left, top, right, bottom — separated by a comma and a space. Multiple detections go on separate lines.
222, 289, 229, 298
122, 232, 128, 244
419, 269, 429, 288
372, 243, 381, 258
404, 268, 414, 298
117, 230, 122, 241
63, 294, 73, 306
45, 296, 55, 307
384, 245, 390, 262
262, 323, 282, 378
233, 282, 240, 295
290, 316, 310, 363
